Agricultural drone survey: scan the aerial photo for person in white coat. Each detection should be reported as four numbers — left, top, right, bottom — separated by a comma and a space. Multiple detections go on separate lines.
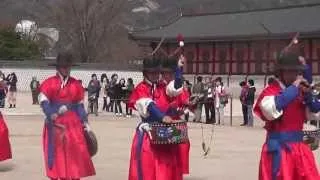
214, 77, 227, 125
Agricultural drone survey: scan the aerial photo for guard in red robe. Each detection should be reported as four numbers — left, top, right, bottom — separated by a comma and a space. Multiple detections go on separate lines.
0, 112, 12, 162
128, 58, 183, 180
39, 52, 95, 180
253, 50, 320, 180
160, 56, 190, 175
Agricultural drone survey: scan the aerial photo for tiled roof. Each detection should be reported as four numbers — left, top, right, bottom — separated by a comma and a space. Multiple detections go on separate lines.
130, 3, 320, 42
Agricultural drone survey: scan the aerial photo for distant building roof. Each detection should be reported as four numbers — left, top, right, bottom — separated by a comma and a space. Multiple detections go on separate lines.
129, 3, 320, 42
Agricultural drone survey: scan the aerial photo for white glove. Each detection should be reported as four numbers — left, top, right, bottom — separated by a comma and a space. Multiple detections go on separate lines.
138, 123, 151, 132
138, 123, 152, 140
179, 41, 184, 47
58, 105, 68, 115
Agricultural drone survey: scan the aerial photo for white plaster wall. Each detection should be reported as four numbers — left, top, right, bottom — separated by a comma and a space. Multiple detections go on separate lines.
1, 67, 319, 94
0, 68, 143, 92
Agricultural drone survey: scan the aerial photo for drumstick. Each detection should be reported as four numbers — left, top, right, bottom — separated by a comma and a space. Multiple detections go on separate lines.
147, 131, 153, 140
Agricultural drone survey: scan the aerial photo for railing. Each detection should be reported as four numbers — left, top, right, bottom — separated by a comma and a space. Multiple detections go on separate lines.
101, 95, 236, 126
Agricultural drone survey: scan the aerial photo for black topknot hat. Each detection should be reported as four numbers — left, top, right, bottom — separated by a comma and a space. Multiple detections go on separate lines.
160, 58, 177, 72
274, 51, 304, 72
142, 58, 161, 72
49, 51, 78, 67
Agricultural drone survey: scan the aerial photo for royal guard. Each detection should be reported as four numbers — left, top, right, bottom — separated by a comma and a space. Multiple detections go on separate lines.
39, 51, 95, 180
0, 112, 12, 162
253, 46, 320, 180
128, 58, 184, 180
160, 56, 190, 175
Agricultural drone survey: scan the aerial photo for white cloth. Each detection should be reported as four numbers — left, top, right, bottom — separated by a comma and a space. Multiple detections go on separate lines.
101, 82, 108, 98
259, 96, 283, 121
214, 85, 224, 108
134, 98, 153, 118
166, 80, 183, 97
57, 73, 69, 89
38, 92, 49, 103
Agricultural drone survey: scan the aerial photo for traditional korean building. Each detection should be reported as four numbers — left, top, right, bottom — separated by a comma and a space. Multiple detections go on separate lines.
129, 3, 320, 76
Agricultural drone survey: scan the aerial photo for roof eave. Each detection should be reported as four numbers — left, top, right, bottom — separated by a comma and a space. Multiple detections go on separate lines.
131, 31, 320, 43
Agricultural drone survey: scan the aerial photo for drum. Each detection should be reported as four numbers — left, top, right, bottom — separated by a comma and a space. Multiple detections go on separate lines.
84, 125, 98, 157
303, 123, 320, 151
150, 120, 188, 145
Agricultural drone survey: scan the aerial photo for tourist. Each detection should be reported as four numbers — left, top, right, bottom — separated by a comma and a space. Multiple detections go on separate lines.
7, 72, 17, 108
87, 73, 101, 116
192, 76, 204, 123
30, 76, 40, 105
239, 81, 248, 126
246, 79, 256, 127
125, 78, 134, 117
214, 77, 227, 125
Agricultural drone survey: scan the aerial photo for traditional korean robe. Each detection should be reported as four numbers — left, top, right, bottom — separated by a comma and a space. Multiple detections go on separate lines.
253, 78, 320, 180
39, 74, 95, 179
0, 112, 12, 162
128, 69, 184, 180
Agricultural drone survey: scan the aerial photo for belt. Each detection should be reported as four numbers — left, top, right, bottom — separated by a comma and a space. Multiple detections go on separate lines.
267, 131, 303, 180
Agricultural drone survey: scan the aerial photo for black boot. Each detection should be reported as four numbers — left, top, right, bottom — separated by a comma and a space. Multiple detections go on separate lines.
9, 104, 12, 108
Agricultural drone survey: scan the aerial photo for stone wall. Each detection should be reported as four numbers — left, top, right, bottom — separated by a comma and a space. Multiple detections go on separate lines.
1, 67, 319, 94
0, 67, 143, 92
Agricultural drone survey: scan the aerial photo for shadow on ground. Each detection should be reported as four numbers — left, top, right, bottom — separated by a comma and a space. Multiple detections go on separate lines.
0, 162, 15, 172
184, 177, 208, 180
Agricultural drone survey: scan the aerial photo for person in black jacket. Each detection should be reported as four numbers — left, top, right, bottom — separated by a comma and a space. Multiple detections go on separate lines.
87, 74, 101, 116
7, 72, 17, 108
0, 73, 7, 108
125, 78, 134, 117
30, 76, 40, 105
107, 73, 118, 112
246, 79, 256, 127
114, 78, 125, 116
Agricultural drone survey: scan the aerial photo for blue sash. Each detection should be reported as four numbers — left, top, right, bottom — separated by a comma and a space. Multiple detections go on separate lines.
135, 122, 144, 180
267, 131, 303, 180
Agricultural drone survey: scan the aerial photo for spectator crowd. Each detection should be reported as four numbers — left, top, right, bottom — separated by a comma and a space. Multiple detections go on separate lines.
0, 70, 259, 126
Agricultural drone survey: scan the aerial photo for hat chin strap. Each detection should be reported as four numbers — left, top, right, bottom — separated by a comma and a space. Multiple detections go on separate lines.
57, 71, 69, 80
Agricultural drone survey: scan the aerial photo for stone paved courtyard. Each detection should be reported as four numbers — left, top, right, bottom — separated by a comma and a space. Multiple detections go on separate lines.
0, 93, 319, 180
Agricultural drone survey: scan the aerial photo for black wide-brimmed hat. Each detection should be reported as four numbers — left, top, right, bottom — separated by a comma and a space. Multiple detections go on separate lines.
274, 51, 304, 71
160, 58, 177, 72
142, 58, 161, 72
48, 51, 78, 67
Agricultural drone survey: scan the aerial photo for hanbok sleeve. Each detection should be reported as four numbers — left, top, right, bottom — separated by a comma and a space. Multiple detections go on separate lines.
303, 64, 313, 84
128, 83, 154, 118
38, 79, 55, 118
254, 85, 299, 121
166, 67, 183, 97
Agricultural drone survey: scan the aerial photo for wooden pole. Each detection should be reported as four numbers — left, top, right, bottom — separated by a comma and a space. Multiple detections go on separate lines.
230, 95, 233, 126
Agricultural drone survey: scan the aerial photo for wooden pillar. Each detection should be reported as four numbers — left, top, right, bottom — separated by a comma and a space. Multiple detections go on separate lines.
229, 42, 233, 73
228, 42, 233, 86
264, 40, 271, 86
309, 39, 314, 75
196, 43, 200, 75
247, 41, 251, 78
212, 42, 216, 75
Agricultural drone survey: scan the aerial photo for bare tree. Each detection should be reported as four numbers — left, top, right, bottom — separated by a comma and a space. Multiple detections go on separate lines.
29, 0, 128, 63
